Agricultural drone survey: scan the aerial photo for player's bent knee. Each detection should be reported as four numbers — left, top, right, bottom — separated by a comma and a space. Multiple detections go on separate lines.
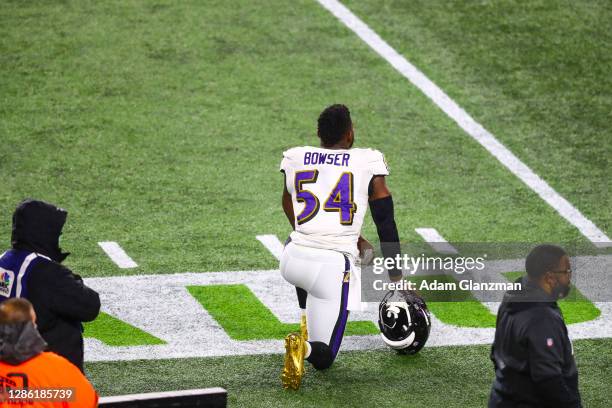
312, 355, 334, 370
306, 341, 335, 370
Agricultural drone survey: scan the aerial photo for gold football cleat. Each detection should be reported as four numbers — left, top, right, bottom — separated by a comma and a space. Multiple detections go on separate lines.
300, 314, 308, 341
281, 332, 306, 390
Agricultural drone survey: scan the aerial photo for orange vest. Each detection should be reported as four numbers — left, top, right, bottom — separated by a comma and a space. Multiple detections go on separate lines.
0, 352, 98, 408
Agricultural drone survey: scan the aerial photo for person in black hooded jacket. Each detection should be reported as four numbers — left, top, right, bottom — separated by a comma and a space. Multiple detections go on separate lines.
488, 244, 581, 408
0, 199, 100, 372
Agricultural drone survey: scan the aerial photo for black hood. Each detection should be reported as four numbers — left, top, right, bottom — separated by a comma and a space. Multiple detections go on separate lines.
0, 321, 47, 365
502, 276, 557, 314
11, 199, 69, 263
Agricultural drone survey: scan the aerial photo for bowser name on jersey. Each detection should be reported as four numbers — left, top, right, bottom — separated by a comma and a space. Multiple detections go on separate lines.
304, 152, 350, 167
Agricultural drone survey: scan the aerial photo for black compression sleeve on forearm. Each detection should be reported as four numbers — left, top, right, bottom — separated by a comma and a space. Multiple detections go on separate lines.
536, 377, 582, 408
369, 196, 402, 279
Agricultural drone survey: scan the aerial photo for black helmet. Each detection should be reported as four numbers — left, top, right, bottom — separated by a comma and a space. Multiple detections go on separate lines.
378, 290, 431, 354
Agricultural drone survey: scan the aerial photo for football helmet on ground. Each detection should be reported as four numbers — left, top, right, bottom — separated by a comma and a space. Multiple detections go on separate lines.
378, 290, 431, 354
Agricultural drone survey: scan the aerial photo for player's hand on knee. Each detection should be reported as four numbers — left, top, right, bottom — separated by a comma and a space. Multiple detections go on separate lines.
358, 235, 374, 265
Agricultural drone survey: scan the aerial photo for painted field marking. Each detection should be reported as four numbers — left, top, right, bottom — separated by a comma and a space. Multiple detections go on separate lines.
98, 242, 138, 269
83, 254, 611, 362
256, 234, 284, 261
415, 228, 458, 254
188, 284, 377, 340
413, 227, 497, 315
316, 0, 611, 248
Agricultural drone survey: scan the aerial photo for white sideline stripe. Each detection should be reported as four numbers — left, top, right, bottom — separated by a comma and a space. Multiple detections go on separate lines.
256, 235, 284, 261
415, 228, 458, 254
98, 242, 138, 269
316, 0, 612, 248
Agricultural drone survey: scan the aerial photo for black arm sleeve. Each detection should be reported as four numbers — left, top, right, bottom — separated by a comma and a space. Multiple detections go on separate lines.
369, 195, 402, 279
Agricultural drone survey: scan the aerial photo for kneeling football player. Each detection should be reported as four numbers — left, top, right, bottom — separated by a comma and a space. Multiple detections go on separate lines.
279, 104, 402, 389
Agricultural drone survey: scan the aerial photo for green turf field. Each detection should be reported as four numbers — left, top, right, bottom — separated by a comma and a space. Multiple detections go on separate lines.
1, 0, 610, 406
87, 339, 611, 408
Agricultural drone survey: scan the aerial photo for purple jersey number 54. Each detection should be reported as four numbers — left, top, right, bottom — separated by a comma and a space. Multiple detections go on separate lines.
294, 170, 356, 225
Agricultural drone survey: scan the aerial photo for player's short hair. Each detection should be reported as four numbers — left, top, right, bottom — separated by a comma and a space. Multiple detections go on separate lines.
317, 104, 352, 146
0, 298, 34, 325
525, 244, 567, 279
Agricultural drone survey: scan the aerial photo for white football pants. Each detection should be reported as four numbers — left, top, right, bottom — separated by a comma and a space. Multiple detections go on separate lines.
280, 242, 350, 357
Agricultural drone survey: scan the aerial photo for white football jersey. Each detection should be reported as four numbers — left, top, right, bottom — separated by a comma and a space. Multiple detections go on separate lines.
280, 146, 389, 258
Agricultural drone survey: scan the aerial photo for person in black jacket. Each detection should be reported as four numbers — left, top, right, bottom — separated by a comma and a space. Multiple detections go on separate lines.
0, 199, 100, 372
488, 244, 581, 408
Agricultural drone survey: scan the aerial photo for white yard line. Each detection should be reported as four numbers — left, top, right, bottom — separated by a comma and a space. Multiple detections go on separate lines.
98, 242, 138, 269
256, 234, 285, 261
316, 0, 611, 248
83, 254, 611, 362
415, 228, 459, 254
